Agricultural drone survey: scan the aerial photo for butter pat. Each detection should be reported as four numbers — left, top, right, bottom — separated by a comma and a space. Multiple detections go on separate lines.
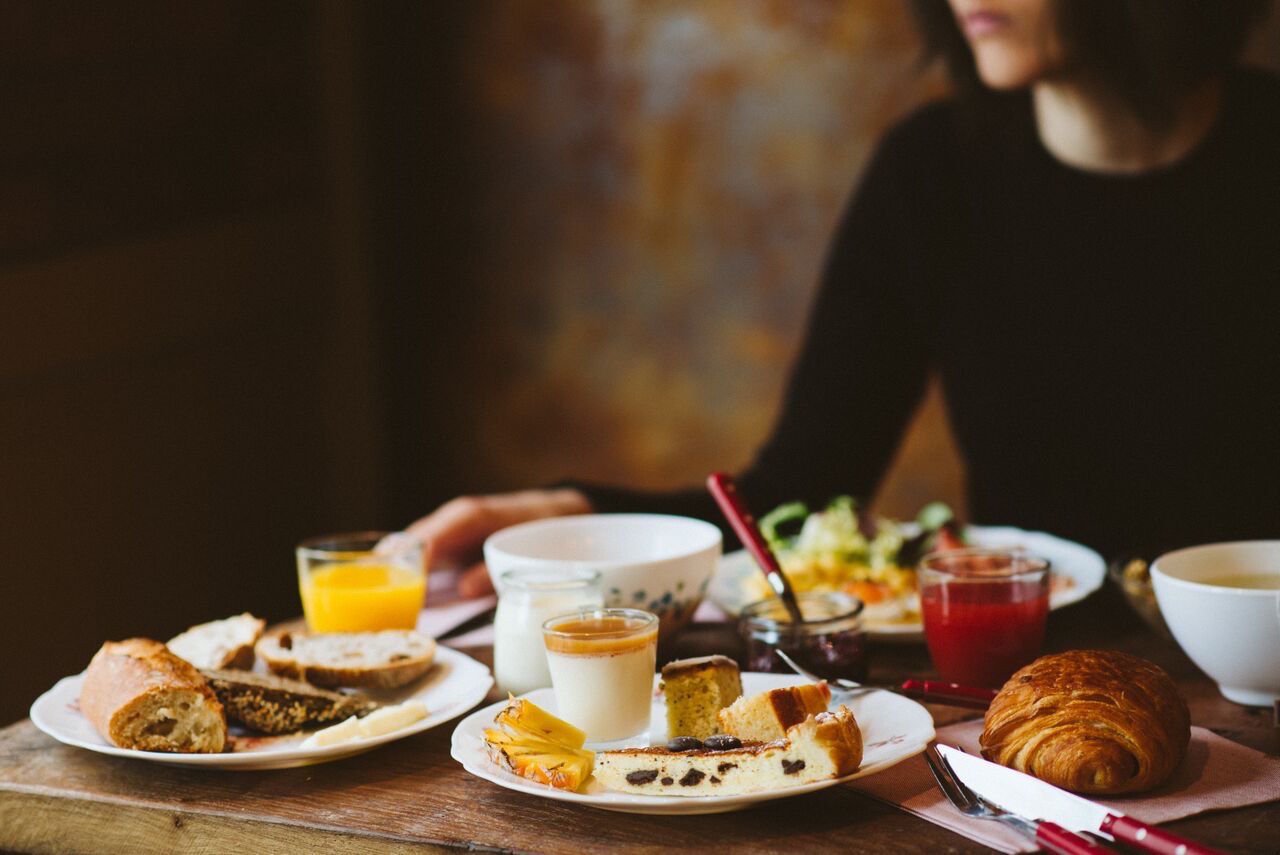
300, 700, 429, 749
302, 715, 362, 748
357, 700, 428, 737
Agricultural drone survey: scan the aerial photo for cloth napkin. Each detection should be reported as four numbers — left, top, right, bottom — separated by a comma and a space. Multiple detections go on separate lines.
848, 719, 1280, 853
415, 595, 496, 642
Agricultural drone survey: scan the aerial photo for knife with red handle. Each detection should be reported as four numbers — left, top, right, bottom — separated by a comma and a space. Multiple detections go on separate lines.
899, 678, 998, 710
1098, 814, 1222, 855
937, 745, 1225, 855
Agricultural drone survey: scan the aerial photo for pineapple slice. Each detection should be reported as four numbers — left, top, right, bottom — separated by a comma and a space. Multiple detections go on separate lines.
483, 697, 594, 791
492, 696, 587, 748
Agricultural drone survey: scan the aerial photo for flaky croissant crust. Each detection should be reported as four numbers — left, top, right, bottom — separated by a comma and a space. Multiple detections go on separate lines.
980, 650, 1190, 795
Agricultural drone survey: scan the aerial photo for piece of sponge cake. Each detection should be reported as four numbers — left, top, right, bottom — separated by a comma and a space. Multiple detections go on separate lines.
661, 655, 743, 739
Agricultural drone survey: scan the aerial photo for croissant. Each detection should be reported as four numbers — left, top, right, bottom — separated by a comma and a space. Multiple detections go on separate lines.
979, 650, 1189, 795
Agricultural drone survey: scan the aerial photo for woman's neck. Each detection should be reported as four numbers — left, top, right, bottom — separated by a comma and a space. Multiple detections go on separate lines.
1032, 77, 1224, 175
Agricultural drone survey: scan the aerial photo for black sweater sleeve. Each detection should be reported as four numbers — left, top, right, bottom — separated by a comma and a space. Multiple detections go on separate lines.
576, 109, 942, 537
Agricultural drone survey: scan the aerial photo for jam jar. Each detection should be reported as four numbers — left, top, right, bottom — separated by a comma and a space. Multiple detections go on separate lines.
739, 591, 867, 681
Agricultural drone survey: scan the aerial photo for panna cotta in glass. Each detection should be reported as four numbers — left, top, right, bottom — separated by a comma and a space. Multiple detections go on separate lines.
542, 608, 658, 742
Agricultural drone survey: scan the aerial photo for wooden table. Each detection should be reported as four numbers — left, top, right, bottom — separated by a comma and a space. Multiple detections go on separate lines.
3, 596, 1278, 854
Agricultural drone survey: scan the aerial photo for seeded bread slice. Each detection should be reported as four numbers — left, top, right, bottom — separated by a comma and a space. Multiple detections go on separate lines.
202, 669, 377, 734
255, 630, 437, 689
167, 613, 266, 670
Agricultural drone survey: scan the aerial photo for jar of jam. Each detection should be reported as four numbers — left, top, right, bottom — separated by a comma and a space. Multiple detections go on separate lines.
739, 592, 867, 681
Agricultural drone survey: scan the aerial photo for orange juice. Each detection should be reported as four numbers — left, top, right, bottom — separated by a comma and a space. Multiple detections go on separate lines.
300, 562, 426, 632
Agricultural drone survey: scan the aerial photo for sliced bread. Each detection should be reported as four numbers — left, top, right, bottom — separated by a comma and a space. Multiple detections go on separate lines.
167, 613, 266, 670
202, 668, 377, 734
255, 630, 437, 689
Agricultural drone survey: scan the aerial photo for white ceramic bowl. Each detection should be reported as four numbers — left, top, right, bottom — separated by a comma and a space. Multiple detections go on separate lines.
1151, 541, 1280, 707
484, 514, 722, 638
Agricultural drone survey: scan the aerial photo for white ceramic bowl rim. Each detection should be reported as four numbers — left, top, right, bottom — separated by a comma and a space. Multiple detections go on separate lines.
484, 513, 722, 568
1151, 540, 1280, 596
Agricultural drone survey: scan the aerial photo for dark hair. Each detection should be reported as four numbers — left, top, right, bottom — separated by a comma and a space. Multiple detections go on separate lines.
910, 0, 1270, 126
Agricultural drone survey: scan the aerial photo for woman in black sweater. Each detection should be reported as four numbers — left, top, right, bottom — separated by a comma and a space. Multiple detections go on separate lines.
411, 0, 1279, 597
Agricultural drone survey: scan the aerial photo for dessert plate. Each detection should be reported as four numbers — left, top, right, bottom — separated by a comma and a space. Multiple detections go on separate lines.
450, 672, 934, 815
708, 525, 1106, 641
30, 645, 493, 770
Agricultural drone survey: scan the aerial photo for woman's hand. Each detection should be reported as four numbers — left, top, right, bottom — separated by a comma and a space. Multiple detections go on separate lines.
405, 488, 592, 598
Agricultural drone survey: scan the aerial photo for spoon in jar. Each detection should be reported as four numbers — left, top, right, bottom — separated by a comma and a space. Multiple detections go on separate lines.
706, 472, 806, 631
775, 648, 997, 710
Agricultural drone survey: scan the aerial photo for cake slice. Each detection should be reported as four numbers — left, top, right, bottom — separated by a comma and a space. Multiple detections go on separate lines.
717, 681, 832, 741
167, 613, 266, 670
661, 655, 743, 739
202, 669, 377, 734
594, 705, 862, 796
256, 630, 436, 689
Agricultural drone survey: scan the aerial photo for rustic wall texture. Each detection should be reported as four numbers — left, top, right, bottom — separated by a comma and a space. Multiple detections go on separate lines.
449, 0, 959, 518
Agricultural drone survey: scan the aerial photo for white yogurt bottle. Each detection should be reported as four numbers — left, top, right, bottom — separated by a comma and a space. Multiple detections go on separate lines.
493, 568, 602, 695
543, 608, 658, 742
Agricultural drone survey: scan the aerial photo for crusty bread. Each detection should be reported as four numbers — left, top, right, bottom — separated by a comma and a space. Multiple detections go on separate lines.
79, 638, 227, 753
256, 630, 437, 689
202, 669, 378, 734
167, 613, 265, 670
717, 682, 832, 742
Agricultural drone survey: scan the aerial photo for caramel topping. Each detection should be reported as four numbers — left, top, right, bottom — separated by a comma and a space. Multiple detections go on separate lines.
543, 616, 657, 655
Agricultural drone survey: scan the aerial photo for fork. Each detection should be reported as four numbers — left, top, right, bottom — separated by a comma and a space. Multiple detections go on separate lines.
922, 744, 1115, 855
773, 649, 996, 709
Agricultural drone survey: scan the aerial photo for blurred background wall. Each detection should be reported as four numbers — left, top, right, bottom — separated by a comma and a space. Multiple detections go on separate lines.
3, 1, 1278, 724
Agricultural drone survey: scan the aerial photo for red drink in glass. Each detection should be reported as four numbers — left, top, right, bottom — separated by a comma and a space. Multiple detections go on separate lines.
919, 549, 1050, 688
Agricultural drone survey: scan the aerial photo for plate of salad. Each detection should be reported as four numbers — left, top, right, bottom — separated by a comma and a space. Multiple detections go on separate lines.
707, 498, 1105, 640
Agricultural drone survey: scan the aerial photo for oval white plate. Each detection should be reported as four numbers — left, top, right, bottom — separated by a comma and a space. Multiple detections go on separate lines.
31, 645, 493, 770
450, 672, 934, 815
708, 525, 1106, 641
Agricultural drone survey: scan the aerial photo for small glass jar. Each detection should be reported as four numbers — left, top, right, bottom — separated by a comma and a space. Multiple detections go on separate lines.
739, 591, 867, 681
493, 568, 602, 695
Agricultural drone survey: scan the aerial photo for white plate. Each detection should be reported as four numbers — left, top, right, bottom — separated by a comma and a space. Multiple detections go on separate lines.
31, 645, 493, 770
708, 524, 1106, 641
450, 672, 934, 815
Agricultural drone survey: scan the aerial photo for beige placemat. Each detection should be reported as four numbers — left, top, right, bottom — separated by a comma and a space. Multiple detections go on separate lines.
849, 719, 1280, 853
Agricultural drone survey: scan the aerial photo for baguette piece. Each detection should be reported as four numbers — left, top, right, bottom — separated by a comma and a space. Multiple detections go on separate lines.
256, 630, 437, 689
168, 613, 265, 670
79, 639, 227, 753
202, 669, 378, 734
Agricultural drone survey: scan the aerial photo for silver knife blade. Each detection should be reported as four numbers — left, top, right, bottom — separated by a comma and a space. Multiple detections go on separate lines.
936, 744, 1120, 836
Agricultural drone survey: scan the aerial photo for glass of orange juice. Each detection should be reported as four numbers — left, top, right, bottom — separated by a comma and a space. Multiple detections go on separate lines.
297, 532, 425, 632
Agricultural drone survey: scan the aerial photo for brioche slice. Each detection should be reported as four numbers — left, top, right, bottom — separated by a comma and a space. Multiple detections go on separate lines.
256, 630, 436, 689
79, 638, 227, 753
202, 669, 378, 734
594, 705, 863, 796
717, 681, 832, 742
168, 613, 266, 670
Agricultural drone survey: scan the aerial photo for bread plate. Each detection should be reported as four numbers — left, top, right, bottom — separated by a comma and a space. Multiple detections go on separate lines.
708, 525, 1106, 641
31, 645, 493, 770
450, 672, 934, 815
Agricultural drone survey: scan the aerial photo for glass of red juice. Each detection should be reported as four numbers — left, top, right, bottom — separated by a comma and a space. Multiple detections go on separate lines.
919, 548, 1050, 688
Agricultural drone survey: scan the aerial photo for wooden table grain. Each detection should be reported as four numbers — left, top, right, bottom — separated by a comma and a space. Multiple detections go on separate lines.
2, 595, 1277, 854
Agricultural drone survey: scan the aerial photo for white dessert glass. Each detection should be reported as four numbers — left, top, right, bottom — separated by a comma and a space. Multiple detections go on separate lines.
493, 568, 602, 695
542, 608, 658, 742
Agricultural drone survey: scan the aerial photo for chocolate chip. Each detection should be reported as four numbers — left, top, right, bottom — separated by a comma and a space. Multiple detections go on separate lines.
679, 769, 706, 786
717, 762, 737, 774
625, 770, 659, 785
710, 776, 720, 784
661, 777, 674, 785
703, 734, 742, 751
782, 759, 806, 775
666, 736, 702, 752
